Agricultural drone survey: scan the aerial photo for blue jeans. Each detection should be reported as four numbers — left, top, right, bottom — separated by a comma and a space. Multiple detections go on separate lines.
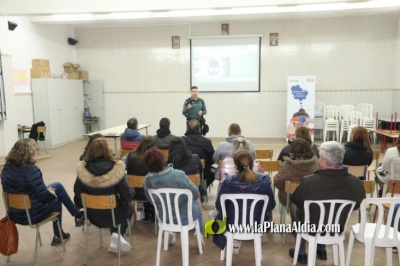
47, 182, 80, 237
181, 201, 204, 234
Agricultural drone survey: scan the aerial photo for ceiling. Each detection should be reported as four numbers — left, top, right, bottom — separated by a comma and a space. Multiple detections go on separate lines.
1, 0, 400, 27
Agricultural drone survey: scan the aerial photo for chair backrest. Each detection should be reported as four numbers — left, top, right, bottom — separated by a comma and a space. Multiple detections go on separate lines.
345, 165, 368, 179
303, 200, 356, 237
159, 149, 169, 161
372, 150, 380, 168
390, 158, 400, 179
37, 126, 46, 134
126, 174, 146, 188
284, 181, 300, 213
255, 149, 273, 161
258, 160, 280, 173
3, 192, 36, 226
81, 193, 118, 227
363, 180, 375, 197
339, 105, 355, 121
120, 149, 131, 157
348, 111, 363, 126
357, 103, 373, 118
147, 188, 194, 231
386, 179, 400, 197
324, 105, 339, 120
358, 197, 400, 246
187, 173, 200, 186
314, 101, 325, 115
220, 193, 269, 236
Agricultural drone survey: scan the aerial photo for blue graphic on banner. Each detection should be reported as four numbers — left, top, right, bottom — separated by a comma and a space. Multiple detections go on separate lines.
291, 85, 308, 107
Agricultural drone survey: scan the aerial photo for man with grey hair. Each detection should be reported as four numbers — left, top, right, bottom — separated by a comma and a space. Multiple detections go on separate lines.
288, 141, 365, 264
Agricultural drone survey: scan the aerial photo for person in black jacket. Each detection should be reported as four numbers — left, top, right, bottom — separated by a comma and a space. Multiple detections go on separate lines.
183, 119, 215, 187
1, 139, 84, 246
74, 137, 135, 253
343, 126, 373, 168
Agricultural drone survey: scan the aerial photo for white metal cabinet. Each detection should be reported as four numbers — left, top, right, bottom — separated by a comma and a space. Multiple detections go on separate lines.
31, 79, 84, 147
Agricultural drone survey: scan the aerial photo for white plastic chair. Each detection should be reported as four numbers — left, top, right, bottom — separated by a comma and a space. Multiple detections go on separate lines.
338, 105, 355, 143
314, 101, 325, 139
148, 188, 203, 266
346, 111, 363, 142
358, 103, 376, 144
323, 105, 339, 141
219, 194, 269, 266
346, 198, 400, 266
292, 200, 356, 266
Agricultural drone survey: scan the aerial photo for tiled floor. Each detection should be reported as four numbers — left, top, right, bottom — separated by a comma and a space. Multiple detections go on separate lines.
0, 137, 397, 266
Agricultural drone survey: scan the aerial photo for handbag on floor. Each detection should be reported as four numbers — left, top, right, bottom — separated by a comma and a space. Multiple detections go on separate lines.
0, 215, 19, 255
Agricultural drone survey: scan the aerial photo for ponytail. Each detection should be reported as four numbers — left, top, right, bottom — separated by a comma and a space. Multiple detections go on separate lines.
239, 166, 256, 183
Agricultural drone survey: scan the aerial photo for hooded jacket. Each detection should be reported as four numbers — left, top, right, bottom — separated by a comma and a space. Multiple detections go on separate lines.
343, 141, 373, 166
273, 155, 320, 207
212, 134, 256, 164
74, 159, 134, 228
120, 128, 144, 150
154, 128, 176, 149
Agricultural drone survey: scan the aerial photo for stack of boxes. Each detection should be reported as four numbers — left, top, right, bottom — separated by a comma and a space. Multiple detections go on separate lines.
31, 59, 51, 78
63, 62, 89, 80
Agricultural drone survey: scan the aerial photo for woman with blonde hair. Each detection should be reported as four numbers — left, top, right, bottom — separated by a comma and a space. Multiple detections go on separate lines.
74, 137, 135, 252
1, 139, 84, 246
343, 126, 373, 167
213, 150, 276, 251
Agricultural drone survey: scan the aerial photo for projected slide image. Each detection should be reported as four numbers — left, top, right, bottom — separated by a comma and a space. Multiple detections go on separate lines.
193, 57, 230, 78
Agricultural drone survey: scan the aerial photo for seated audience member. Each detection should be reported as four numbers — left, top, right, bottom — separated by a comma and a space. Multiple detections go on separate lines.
74, 137, 134, 253
213, 150, 276, 252
289, 141, 365, 264
218, 137, 263, 193
125, 136, 157, 201
167, 137, 206, 199
79, 133, 103, 161
278, 126, 319, 161
1, 139, 85, 246
273, 138, 319, 208
213, 123, 256, 179
375, 136, 400, 195
120, 117, 144, 150
154, 117, 176, 149
183, 119, 215, 187
343, 126, 373, 168
143, 148, 204, 243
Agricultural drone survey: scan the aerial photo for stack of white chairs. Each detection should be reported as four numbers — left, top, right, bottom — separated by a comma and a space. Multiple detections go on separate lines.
323, 105, 339, 141
347, 111, 363, 142
314, 101, 325, 139
338, 104, 355, 143
358, 103, 376, 144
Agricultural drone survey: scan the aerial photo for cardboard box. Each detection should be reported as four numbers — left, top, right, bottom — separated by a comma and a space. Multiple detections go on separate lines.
32, 59, 50, 69
30, 68, 51, 78
67, 72, 80, 79
79, 71, 89, 80
63, 62, 80, 73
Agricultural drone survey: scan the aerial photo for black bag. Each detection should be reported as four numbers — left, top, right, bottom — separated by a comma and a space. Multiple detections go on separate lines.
143, 202, 155, 222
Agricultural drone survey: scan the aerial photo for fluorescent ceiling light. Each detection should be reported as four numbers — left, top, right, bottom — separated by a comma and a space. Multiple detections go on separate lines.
109, 12, 152, 19
165, 9, 214, 17
230, 6, 279, 14
52, 13, 94, 20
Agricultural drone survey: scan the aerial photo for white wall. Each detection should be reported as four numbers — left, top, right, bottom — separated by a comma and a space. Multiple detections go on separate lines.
1, 13, 400, 153
74, 14, 399, 138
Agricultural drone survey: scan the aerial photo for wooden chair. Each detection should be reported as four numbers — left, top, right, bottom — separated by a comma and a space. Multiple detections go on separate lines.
345, 165, 368, 180
81, 193, 132, 266
36, 126, 47, 154
367, 150, 380, 180
280, 180, 300, 245
2, 192, 65, 266
126, 174, 158, 234
381, 179, 400, 223
187, 173, 201, 186
361, 180, 375, 222
120, 149, 132, 158
255, 149, 273, 161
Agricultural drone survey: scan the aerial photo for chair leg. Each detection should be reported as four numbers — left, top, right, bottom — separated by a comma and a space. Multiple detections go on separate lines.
195, 221, 203, 254
181, 228, 190, 266
385, 247, 393, 266
346, 232, 354, 266
225, 233, 234, 266
338, 242, 346, 266
127, 218, 133, 246
34, 228, 40, 266
254, 236, 262, 266
42, 141, 47, 154
308, 238, 316, 266
220, 248, 225, 261
365, 242, 375, 266
163, 231, 169, 250
293, 234, 301, 265
332, 243, 339, 266
7, 255, 10, 262
156, 229, 163, 266
117, 226, 121, 266
281, 207, 286, 245
83, 223, 90, 265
